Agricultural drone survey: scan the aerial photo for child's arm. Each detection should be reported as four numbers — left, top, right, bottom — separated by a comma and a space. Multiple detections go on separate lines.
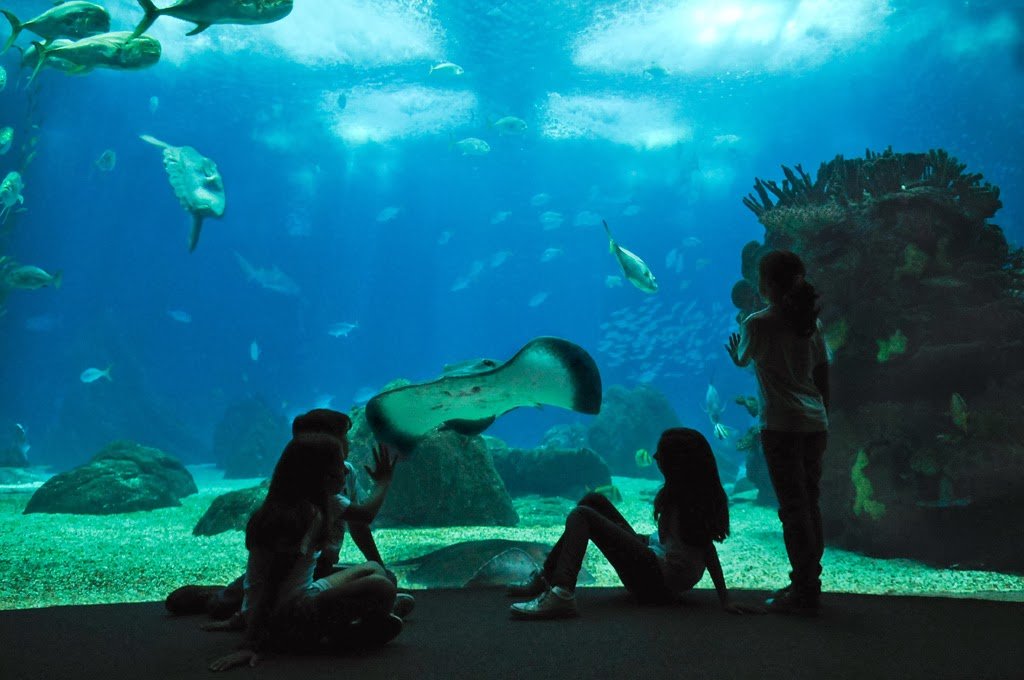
705, 544, 765, 615
341, 444, 395, 524
813, 362, 830, 413
348, 521, 385, 565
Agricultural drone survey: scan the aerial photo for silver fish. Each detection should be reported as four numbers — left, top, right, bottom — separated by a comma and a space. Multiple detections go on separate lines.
132, 0, 294, 39
603, 221, 657, 293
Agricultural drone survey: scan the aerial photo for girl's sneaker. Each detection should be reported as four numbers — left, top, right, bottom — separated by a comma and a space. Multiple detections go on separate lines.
506, 569, 548, 598
509, 586, 578, 620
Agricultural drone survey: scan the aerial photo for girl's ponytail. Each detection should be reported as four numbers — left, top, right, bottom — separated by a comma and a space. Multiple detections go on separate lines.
781, 275, 821, 338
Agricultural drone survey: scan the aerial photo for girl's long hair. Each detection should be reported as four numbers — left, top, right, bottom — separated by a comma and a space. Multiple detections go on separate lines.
245, 433, 342, 552
653, 428, 729, 544
759, 249, 821, 338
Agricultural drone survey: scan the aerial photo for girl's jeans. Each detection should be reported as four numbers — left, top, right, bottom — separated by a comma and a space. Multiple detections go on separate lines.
760, 430, 828, 597
544, 492, 673, 604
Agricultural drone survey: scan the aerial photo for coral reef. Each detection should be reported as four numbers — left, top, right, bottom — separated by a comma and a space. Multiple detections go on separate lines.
192, 480, 268, 536
585, 384, 681, 478
23, 441, 195, 515
212, 397, 289, 479
491, 447, 611, 499
734, 148, 1024, 571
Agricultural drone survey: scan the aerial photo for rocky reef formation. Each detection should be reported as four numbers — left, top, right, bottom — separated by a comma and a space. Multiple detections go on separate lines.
213, 397, 290, 479
492, 446, 612, 499
346, 402, 518, 528
735, 147, 1024, 571
24, 440, 196, 514
193, 480, 268, 536
585, 384, 682, 478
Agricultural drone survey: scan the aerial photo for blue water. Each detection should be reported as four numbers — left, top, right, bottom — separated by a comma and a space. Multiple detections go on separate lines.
1, 0, 1021, 466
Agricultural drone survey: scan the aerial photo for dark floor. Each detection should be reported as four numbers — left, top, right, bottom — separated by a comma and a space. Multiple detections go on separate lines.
1, 588, 1021, 679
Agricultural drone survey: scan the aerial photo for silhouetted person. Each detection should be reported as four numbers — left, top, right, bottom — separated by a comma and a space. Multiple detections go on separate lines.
727, 249, 830, 616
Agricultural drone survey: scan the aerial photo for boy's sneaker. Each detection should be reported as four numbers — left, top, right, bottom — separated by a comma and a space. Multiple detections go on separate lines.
392, 593, 416, 619
509, 587, 578, 620
766, 588, 820, 617
506, 569, 548, 598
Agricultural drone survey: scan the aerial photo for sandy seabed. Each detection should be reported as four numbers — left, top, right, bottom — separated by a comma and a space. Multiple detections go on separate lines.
1, 467, 1022, 610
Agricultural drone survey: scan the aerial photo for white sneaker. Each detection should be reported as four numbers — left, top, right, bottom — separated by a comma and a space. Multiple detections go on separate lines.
509, 587, 578, 620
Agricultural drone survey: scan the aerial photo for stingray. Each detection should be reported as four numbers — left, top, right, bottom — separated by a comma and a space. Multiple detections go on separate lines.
140, 134, 225, 252
390, 539, 594, 588
365, 336, 602, 452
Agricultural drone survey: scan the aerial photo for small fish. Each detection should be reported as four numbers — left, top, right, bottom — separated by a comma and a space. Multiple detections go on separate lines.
0, 170, 25, 223
950, 393, 968, 432
695, 258, 711, 271
429, 61, 464, 76
376, 206, 400, 223
3, 264, 61, 290
166, 309, 192, 323
540, 247, 563, 263
327, 321, 359, 338
0, 65, 5, 91
491, 116, 527, 135
0, 126, 12, 155
490, 211, 511, 225
250, 340, 260, 362
592, 484, 623, 503
642, 63, 669, 79
452, 137, 490, 156
149, 95, 159, 113
538, 211, 563, 230
80, 365, 112, 383
573, 210, 601, 227
635, 448, 653, 468
233, 252, 299, 295
605, 275, 622, 288
681, 237, 701, 247
603, 221, 657, 293
95, 149, 116, 172
530, 192, 550, 207
528, 292, 549, 307
490, 250, 512, 268
437, 231, 453, 245
622, 205, 641, 217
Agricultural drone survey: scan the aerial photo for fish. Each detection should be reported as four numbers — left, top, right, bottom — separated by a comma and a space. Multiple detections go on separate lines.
490, 211, 511, 225
681, 237, 702, 247
622, 205, 641, 217
491, 116, 527, 135
538, 211, 563, 230
602, 221, 657, 293
149, 95, 159, 113
391, 539, 593, 589
233, 252, 299, 295
29, 31, 162, 83
573, 210, 601, 227
703, 383, 734, 440
437, 231, 453, 245
327, 321, 358, 338
2, 264, 61, 290
1, 2, 110, 53
950, 393, 968, 432
530, 192, 551, 207
428, 61, 464, 76
166, 309, 192, 323
95, 149, 116, 172
452, 137, 490, 156
635, 448, 653, 468
528, 292, 548, 307
642, 63, 670, 79
540, 247, 563, 263
375, 206, 400, 223
0, 128, 9, 156
604, 275, 622, 288
249, 340, 260, 362
80, 365, 112, 383
365, 337, 602, 452
131, 0, 294, 39
489, 250, 512, 268
0, 65, 5, 91
141, 135, 225, 252
0, 171, 24, 223
592, 484, 623, 503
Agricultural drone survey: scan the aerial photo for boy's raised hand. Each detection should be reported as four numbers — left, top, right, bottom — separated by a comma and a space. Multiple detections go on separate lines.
365, 443, 396, 483
725, 332, 741, 365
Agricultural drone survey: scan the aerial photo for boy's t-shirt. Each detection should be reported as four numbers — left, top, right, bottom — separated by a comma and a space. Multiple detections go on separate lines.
737, 307, 830, 433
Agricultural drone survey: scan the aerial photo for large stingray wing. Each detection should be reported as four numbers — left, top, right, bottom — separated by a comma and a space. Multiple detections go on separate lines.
365, 337, 602, 452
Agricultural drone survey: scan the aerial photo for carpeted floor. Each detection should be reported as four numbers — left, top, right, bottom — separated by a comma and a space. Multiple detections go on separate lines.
1, 588, 1020, 679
